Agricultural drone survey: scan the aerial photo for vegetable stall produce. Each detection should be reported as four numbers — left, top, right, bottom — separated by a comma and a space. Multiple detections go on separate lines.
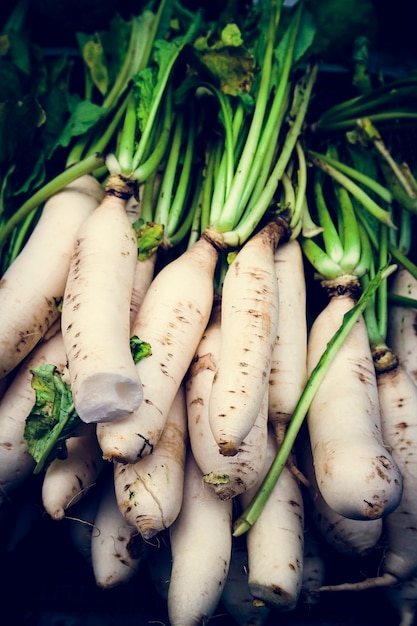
1, 0, 417, 625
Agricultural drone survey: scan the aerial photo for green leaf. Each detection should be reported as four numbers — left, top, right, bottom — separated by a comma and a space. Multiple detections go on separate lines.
193, 24, 255, 96
133, 66, 156, 134
130, 335, 152, 364
134, 220, 165, 260
293, 7, 317, 66
57, 97, 104, 148
24, 364, 82, 474
77, 32, 109, 96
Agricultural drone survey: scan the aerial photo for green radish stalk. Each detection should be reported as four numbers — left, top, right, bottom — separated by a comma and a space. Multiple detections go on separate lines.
96, 231, 222, 463
239, 430, 304, 611
0, 175, 104, 379
186, 300, 269, 500
61, 176, 143, 424
387, 265, 417, 386
306, 277, 402, 520
113, 385, 187, 540
221, 537, 272, 626
0, 331, 67, 506
298, 425, 383, 557
209, 218, 289, 457
268, 238, 307, 444
91, 471, 146, 589
167, 449, 233, 626
41, 424, 105, 521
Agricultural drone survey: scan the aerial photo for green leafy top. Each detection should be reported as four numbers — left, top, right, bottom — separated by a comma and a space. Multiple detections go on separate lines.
24, 364, 81, 474
193, 23, 255, 96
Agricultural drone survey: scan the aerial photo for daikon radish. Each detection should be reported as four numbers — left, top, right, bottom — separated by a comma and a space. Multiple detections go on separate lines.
269, 238, 307, 444
209, 219, 288, 456
239, 430, 304, 611
306, 277, 402, 520
298, 426, 383, 557
0, 331, 67, 506
61, 175, 143, 424
221, 537, 271, 626
91, 471, 146, 589
129, 252, 157, 328
41, 425, 105, 521
387, 265, 417, 385
385, 574, 417, 626
0, 175, 104, 379
167, 450, 233, 626
319, 351, 417, 592
186, 300, 268, 500
97, 232, 221, 462
114, 385, 187, 539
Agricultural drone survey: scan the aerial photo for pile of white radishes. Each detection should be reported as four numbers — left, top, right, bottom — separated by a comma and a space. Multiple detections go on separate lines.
0, 123, 417, 626
1, 156, 417, 626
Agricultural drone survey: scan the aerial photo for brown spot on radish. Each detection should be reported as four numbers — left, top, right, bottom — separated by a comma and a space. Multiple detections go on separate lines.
190, 397, 204, 406
377, 455, 395, 471
288, 563, 296, 571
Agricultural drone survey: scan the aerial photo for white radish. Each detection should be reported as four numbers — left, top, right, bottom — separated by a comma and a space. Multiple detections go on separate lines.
91, 471, 146, 589
319, 352, 417, 593
114, 385, 187, 539
306, 277, 402, 520
41, 425, 105, 521
0, 175, 104, 379
186, 300, 269, 500
96, 232, 221, 463
61, 176, 143, 424
221, 537, 271, 626
269, 238, 307, 444
0, 331, 67, 506
209, 219, 287, 456
129, 252, 157, 328
298, 426, 383, 557
239, 430, 305, 611
387, 265, 417, 385
167, 450, 233, 626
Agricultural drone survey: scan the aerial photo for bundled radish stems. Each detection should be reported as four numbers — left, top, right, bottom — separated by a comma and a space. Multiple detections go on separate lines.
97, 0, 318, 465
